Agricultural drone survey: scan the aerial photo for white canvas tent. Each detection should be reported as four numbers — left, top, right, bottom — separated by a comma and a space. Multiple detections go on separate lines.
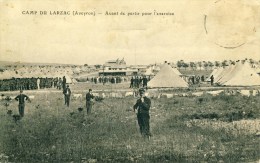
217, 64, 236, 84
0, 70, 20, 79
144, 68, 154, 76
172, 67, 182, 76
221, 62, 260, 86
206, 68, 218, 82
207, 67, 224, 83
214, 66, 230, 83
147, 64, 188, 88
64, 75, 72, 83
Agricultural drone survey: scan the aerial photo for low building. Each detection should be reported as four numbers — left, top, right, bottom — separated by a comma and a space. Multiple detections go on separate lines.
99, 58, 138, 76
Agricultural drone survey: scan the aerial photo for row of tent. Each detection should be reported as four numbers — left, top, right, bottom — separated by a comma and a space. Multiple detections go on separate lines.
206, 62, 260, 86
147, 61, 260, 88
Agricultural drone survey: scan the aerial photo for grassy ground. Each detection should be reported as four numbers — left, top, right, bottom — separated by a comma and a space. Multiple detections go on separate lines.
0, 91, 259, 162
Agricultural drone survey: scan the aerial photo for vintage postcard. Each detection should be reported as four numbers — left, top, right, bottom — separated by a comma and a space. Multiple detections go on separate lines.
0, 0, 259, 162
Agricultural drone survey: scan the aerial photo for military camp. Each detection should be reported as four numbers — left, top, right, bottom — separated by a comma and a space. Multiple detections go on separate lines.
1, 0, 260, 162
0, 58, 260, 163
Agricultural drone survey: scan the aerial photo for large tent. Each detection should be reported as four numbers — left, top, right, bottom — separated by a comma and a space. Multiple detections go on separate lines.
144, 67, 154, 76
217, 64, 236, 84
214, 66, 231, 83
206, 68, 218, 82
206, 67, 224, 82
147, 64, 188, 88
0, 70, 21, 79
221, 62, 260, 86
212, 67, 224, 82
172, 67, 182, 76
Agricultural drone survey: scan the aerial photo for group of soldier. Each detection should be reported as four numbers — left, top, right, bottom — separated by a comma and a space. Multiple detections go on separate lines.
188, 75, 205, 85
6, 73, 152, 140
86, 76, 127, 84
15, 85, 151, 140
0, 76, 67, 92
130, 76, 150, 88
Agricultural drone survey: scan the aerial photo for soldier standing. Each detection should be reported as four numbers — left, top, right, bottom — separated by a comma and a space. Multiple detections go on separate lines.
63, 85, 71, 107
210, 75, 214, 86
37, 77, 40, 90
133, 88, 152, 139
58, 77, 62, 90
86, 89, 94, 114
130, 77, 134, 88
15, 90, 31, 117
201, 75, 205, 82
62, 76, 66, 91
143, 76, 148, 89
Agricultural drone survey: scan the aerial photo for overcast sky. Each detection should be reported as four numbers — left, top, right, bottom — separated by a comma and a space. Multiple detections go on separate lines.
0, 0, 259, 65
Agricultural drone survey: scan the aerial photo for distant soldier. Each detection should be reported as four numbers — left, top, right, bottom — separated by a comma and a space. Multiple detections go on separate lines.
111, 77, 115, 84
133, 88, 152, 139
86, 89, 94, 114
62, 76, 66, 91
196, 76, 200, 84
40, 78, 44, 89
134, 76, 138, 88
58, 77, 62, 90
10, 78, 14, 91
0, 80, 2, 91
15, 90, 31, 117
139, 77, 143, 87
63, 85, 71, 107
53, 77, 58, 88
143, 76, 148, 89
15, 79, 19, 90
130, 77, 134, 88
191, 76, 195, 85
37, 77, 40, 90
210, 75, 214, 86
201, 75, 205, 82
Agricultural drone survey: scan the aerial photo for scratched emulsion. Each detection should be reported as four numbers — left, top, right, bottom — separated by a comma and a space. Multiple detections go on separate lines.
204, 0, 259, 49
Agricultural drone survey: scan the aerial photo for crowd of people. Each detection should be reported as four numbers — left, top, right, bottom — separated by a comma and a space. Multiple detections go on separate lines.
0, 76, 68, 91
187, 75, 205, 85
130, 76, 151, 88
86, 76, 128, 84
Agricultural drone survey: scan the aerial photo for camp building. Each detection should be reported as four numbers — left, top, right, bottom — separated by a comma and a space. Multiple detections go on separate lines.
99, 58, 138, 76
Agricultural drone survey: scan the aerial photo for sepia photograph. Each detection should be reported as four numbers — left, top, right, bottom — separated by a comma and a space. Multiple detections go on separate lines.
0, 0, 260, 162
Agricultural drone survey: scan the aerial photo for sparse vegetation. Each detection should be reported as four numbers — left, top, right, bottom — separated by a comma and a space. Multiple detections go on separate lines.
0, 92, 259, 162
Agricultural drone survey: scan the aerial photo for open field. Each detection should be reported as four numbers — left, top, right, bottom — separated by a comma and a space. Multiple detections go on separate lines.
0, 88, 259, 162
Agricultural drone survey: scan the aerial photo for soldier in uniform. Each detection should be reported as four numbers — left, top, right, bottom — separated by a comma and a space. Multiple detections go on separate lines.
139, 76, 143, 88
37, 77, 40, 90
201, 75, 205, 82
130, 77, 134, 88
58, 77, 62, 90
63, 85, 71, 107
133, 88, 152, 139
15, 90, 31, 117
142, 76, 148, 89
54, 77, 58, 88
86, 89, 94, 114
62, 76, 66, 91
210, 75, 214, 86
